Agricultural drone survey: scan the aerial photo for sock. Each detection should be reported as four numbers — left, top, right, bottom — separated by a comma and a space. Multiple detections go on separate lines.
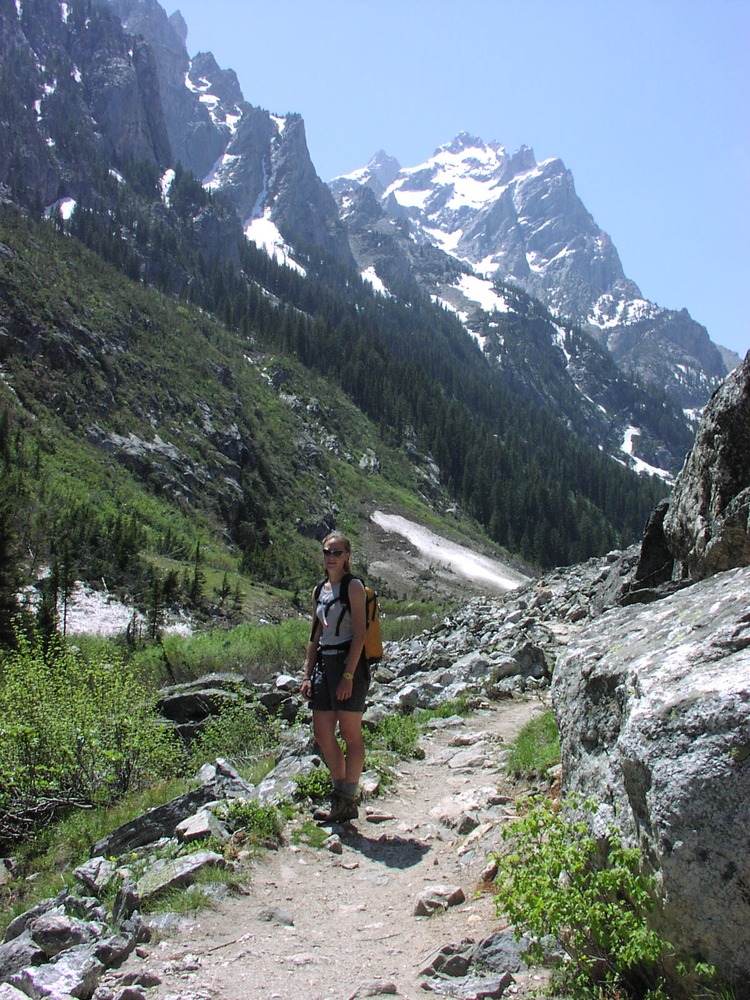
342, 781, 359, 799
332, 779, 345, 793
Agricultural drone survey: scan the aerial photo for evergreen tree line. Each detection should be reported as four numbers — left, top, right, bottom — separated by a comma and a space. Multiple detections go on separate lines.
55, 169, 668, 569
0, 408, 215, 648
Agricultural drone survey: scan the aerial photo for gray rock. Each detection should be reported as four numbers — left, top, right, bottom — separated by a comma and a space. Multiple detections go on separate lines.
3, 898, 60, 944
413, 885, 466, 917
92, 759, 254, 857
0, 931, 46, 981
663, 350, 750, 579
471, 930, 531, 974
552, 565, 750, 992
0, 985, 33, 1000
136, 850, 226, 903
93, 932, 136, 968
9, 942, 103, 999
257, 907, 294, 927
420, 941, 474, 978
73, 859, 118, 896
175, 808, 230, 843
348, 981, 398, 997
29, 911, 103, 958
249, 753, 321, 805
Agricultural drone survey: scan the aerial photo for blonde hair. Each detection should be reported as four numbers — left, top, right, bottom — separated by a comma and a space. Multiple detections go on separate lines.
322, 531, 352, 574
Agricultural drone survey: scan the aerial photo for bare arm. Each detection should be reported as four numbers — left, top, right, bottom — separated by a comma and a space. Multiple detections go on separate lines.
337, 578, 366, 700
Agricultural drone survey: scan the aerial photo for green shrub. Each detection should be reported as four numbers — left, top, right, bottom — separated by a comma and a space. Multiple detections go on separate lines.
494, 795, 673, 998
366, 712, 422, 760
222, 799, 283, 847
186, 696, 280, 773
0, 628, 181, 818
505, 709, 560, 779
294, 767, 331, 803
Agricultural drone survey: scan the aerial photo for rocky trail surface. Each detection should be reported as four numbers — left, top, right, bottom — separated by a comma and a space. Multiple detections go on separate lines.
107, 698, 549, 1000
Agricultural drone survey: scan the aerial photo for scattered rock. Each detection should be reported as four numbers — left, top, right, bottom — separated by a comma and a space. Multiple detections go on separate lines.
136, 850, 226, 903
323, 834, 344, 854
257, 907, 294, 927
413, 885, 466, 917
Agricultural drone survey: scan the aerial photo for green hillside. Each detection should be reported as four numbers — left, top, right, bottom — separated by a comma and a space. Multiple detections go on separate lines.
0, 200, 668, 637
0, 206, 507, 632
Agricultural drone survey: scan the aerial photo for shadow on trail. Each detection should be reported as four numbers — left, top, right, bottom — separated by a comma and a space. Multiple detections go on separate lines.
340, 826, 431, 869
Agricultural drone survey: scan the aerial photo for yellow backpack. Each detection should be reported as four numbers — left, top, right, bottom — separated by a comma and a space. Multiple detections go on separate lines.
313, 572, 383, 663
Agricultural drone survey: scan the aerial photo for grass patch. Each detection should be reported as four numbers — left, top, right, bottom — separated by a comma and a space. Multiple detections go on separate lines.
379, 598, 454, 641
291, 819, 330, 849
366, 712, 422, 760
132, 618, 311, 685
505, 709, 560, 779
415, 696, 472, 725
220, 799, 284, 848
143, 883, 214, 916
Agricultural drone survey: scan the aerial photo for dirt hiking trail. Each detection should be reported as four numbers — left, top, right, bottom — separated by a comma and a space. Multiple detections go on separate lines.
114, 698, 549, 1000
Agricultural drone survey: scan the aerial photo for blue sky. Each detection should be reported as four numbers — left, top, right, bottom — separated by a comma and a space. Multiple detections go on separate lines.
169, 0, 749, 358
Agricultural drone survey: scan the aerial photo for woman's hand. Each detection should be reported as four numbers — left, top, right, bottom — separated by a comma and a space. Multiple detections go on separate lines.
336, 675, 354, 701
300, 676, 312, 699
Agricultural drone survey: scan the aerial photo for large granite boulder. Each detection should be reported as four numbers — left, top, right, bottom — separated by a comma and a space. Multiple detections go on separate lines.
662, 351, 750, 580
552, 565, 750, 994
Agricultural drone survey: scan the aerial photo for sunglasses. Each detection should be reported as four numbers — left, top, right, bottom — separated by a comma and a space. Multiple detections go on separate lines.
322, 548, 345, 557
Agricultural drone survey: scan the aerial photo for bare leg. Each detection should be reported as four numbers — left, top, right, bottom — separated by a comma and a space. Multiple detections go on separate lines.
337, 712, 365, 786
312, 711, 345, 782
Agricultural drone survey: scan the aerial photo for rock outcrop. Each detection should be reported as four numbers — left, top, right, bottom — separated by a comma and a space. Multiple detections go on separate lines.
629, 350, 750, 591
552, 566, 750, 991
553, 355, 750, 994
663, 350, 750, 579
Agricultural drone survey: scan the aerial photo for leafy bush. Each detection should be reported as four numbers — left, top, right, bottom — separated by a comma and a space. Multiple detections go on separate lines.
187, 696, 280, 773
0, 628, 181, 825
294, 767, 332, 803
222, 799, 283, 847
505, 708, 560, 779
494, 795, 673, 998
366, 712, 422, 760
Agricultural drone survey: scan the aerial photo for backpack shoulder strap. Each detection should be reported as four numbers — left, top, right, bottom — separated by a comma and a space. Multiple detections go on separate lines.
309, 578, 326, 642
339, 572, 352, 608
334, 572, 354, 636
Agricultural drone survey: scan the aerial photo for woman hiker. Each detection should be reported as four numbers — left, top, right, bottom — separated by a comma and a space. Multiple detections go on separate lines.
300, 532, 370, 823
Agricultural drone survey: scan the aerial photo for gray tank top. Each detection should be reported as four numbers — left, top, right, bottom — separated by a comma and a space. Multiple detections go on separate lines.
315, 579, 353, 648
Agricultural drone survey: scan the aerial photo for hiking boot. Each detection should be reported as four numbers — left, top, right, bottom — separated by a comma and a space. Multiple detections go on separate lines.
324, 793, 359, 823
313, 791, 342, 822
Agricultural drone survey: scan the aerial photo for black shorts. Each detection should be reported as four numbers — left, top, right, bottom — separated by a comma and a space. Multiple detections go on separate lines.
310, 645, 370, 714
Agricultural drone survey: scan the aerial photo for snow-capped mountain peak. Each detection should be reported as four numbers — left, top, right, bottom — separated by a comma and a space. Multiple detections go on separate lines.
333, 133, 730, 410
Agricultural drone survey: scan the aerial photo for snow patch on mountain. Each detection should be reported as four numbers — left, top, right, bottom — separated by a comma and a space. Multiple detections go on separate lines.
589, 293, 660, 329
203, 153, 241, 190
371, 511, 529, 591
621, 427, 672, 481
160, 168, 175, 205
245, 212, 306, 276
362, 266, 390, 296
185, 71, 242, 133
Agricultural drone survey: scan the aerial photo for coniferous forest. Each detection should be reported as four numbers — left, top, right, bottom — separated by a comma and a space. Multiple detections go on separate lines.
1, 161, 667, 626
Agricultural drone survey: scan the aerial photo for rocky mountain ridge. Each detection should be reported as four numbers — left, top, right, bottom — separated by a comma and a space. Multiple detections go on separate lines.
0, 0, 720, 483
103, 3, 700, 476
332, 134, 735, 412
